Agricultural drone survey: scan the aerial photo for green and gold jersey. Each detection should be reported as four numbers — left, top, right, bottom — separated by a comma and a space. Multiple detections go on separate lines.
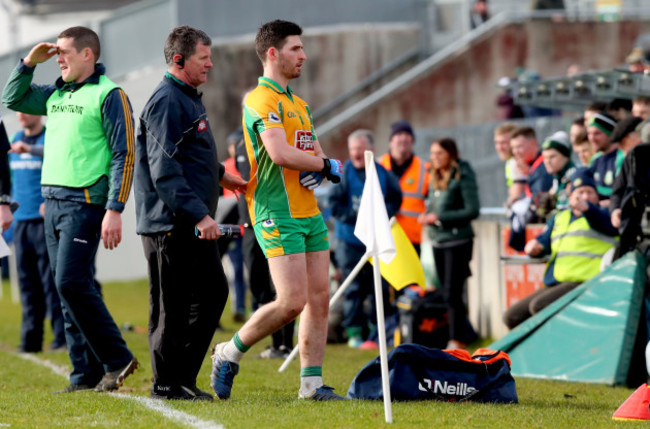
242, 77, 320, 224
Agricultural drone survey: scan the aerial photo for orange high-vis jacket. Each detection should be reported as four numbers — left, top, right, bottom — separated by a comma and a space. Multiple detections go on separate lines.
379, 153, 429, 244
222, 157, 241, 199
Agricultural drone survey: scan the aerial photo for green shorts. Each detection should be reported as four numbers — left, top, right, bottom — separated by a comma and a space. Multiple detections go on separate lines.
253, 215, 329, 258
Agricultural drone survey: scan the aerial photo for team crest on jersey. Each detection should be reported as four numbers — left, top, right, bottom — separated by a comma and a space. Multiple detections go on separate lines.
268, 111, 281, 123
604, 170, 614, 185
295, 130, 314, 151
198, 120, 207, 133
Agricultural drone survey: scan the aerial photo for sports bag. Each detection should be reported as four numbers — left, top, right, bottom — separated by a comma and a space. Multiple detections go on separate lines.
347, 344, 518, 403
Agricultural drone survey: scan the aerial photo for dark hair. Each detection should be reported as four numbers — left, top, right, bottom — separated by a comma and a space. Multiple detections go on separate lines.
585, 101, 608, 112
573, 129, 589, 145
432, 137, 459, 162
608, 98, 632, 112
511, 126, 536, 140
255, 20, 303, 63
164, 26, 211, 66
572, 116, 584, 127
58, 26, 101, 61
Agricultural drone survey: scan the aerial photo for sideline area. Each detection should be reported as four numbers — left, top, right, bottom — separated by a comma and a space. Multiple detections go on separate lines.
10, 351, 224, 429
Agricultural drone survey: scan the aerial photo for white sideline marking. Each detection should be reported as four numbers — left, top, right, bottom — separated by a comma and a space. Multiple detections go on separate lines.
14, 353, 223, 429
112, 393, 223, 429
18, 352, 69, 377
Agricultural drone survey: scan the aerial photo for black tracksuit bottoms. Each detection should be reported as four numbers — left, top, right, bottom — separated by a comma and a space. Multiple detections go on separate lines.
142, 228, 229, 387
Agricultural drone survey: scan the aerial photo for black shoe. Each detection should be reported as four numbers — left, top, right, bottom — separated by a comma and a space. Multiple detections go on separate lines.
183, 385, 213, 401
18, 346, 42, 353
151, 384, 213, 401
94, 358, 139, 392
52, 384, 95, 394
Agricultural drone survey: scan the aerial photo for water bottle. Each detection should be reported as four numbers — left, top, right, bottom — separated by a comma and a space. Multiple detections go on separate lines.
194, 224, 246, 238
218, 224, 245, 238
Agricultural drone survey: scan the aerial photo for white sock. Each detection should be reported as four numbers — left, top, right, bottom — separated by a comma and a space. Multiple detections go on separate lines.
222, 340, 245, 363
300, 376, 323, 395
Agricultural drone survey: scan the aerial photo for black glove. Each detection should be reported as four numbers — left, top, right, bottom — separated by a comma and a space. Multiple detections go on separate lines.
321, 158, 343, 184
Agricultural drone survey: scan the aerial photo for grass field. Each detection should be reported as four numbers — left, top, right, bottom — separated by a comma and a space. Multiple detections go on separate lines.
0, 278, 644, 428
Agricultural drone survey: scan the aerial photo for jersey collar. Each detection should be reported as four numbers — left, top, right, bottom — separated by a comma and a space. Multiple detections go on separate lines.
258, 77, 293, 101
55, 63, 105, 91
164, 72, 201, 98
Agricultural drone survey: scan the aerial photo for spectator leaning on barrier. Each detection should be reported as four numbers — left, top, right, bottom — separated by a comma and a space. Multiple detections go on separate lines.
569, 116, 585, 147
493, 122, 518, 190
503, 168, 619, 330
540, 131, 575, 213
379, 120, 429, 254
508, 126, 554, 206
329, 129, 402, 349
584, 101, 608, 124
572, 129, 593, 167
586, 112, 622, 206
632, 96, 650, 120
607, 98, 633, 122
418, 137, 480, 350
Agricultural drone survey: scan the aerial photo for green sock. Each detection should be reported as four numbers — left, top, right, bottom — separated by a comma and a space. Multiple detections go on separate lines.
346, 326, 363, 339
233, 332, 250, 352
300, 366, 322, 377
300, 367, 323, 395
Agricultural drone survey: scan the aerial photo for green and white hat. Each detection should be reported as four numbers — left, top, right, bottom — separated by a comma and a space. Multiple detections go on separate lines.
542, 131, 571, 158
587, 112, 617, 136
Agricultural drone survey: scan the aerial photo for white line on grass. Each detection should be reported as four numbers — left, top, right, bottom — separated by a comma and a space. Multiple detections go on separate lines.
14, 352, 223, 429
111, 393, 223, 429
18, 352, 69, 377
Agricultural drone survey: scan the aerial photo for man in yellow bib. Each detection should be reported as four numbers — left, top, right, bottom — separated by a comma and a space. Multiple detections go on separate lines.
2, 26, 138, 393
210, 19, 345, 401
503, 168, 619, 329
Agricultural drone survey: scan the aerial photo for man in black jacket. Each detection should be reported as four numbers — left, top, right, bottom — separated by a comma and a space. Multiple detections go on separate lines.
610, 143, 650, 254
0, 115, 13, 231
134, 25, 246, 401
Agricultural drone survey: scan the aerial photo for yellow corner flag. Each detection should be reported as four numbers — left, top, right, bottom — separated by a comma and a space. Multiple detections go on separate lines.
370, 220, 426, 290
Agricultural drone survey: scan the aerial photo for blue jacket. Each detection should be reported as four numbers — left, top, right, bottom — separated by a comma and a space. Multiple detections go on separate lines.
135, 73, 225, 234
328, 160, 402, 247
10, 129, 44, 221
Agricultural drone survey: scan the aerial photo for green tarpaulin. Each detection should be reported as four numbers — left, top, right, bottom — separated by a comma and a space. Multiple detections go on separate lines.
490, 251, 647, 386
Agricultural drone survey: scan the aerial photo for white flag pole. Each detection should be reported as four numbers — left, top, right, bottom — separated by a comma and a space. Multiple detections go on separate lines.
359, 150, 393, 423
278, 252, 371, 373
372, 251, 393, 423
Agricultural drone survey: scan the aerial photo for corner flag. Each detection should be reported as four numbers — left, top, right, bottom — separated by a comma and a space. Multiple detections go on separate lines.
353, 154, 395, 264
371, 221, 426, 290
354, 151, 394, 423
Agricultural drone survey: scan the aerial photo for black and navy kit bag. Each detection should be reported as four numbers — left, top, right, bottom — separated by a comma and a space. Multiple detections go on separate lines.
347, 344, 518, 403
